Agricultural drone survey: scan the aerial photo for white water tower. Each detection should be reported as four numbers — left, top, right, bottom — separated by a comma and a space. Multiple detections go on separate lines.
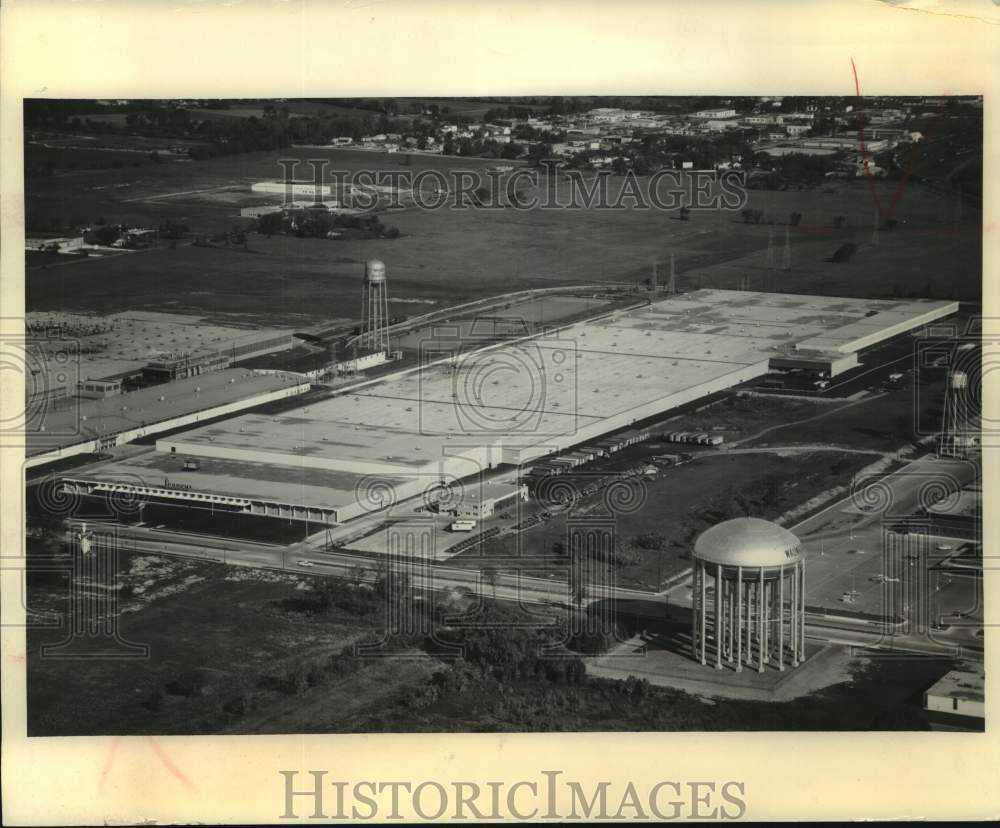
360, 259, 390, 353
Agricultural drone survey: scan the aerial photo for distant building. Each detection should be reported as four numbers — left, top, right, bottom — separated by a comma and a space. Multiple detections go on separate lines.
705, 119, 741, 132
143, 351, 231, 383
588, 107, 628, 123
336, 350, 387, 374
25, 236, 84, 253
455, 483, 528, 519
924, 664, 985, 731
693, 107, 737, 120
251, 181, 335, 197
240, 205, 284, 219
76, 378, 123, 399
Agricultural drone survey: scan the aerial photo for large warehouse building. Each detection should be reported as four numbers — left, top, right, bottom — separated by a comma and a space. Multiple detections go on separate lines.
59, 290, 957, 523
29, 369, 310, 469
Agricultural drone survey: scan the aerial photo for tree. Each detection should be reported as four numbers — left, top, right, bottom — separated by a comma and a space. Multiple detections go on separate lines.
314, 576, 338, 613
482, 566, 500, 600
789, 212, 803, 227
570, 552, 589, 609
257, 211, 285, 237
678, 206, 691, 221
348, 565, 367, 588
500, 142, 524, 160
93, 225, 120, 246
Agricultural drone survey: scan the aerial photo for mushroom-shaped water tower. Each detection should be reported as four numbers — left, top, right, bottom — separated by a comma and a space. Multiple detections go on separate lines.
691, 517, 806, 672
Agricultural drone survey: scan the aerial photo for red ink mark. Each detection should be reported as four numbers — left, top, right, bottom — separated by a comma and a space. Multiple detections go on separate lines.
99, 736, 196, 792
146, 736, 196, 791
8, 653, 25, 663
851, 57, 915, 225
99, 736, 120, 793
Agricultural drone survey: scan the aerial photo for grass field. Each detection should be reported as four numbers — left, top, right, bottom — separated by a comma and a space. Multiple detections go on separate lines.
26, 146, 981, 325
26, 553, 435, 735
26, 547, 951, 734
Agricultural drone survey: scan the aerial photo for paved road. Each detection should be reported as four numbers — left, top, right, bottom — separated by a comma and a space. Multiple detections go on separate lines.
69, 451, 981, 659
71, 519, 662, 610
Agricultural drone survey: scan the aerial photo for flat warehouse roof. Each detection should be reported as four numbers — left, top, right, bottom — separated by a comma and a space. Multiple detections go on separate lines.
27, 310, 295, 382
28, 368, 308, 455
164, 400, 509, 471
72, 450, 410, 513
141, 289, 956, 478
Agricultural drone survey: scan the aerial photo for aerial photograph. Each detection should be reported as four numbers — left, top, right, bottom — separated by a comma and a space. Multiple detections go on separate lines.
22, 95, 983, 735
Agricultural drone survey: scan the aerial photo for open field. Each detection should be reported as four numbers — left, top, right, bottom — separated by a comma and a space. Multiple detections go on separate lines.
25, 146, 522, 233
26, 553, 437, 736
27, 146, 980, 323
26, 547, 953, 734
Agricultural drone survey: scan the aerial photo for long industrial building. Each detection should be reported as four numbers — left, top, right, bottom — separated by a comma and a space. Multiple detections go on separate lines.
29, 369, 310, 469
60, 290, 957, 523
